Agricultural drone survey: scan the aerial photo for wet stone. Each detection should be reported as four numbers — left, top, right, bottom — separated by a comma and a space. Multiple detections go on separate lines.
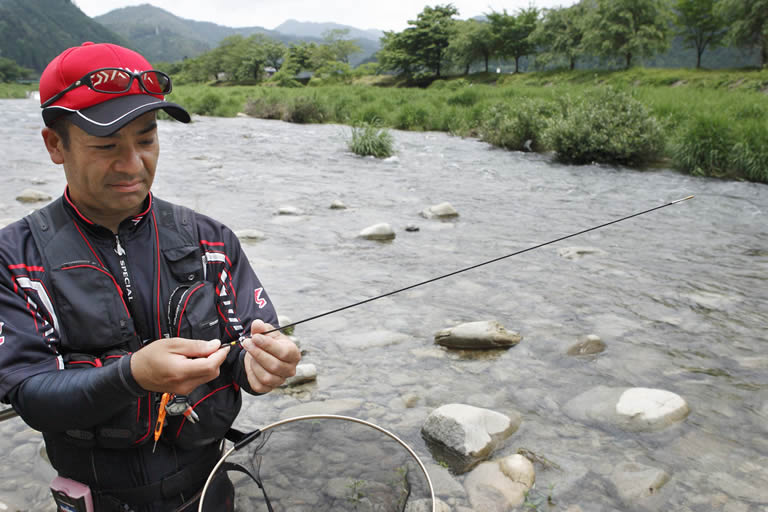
358, 223, 396, 241
15, 189, 51, 203
567, 334, 606, 356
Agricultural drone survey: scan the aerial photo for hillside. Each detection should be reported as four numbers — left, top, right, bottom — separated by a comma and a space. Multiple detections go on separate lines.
0, 0, 128, 72
94, 4, 380, 66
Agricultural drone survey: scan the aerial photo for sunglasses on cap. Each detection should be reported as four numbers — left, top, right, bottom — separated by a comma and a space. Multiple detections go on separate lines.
41, 67, 173, 109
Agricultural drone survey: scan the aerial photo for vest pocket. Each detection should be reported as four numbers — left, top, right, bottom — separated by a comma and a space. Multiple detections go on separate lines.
168, 281, 220, 341
50, 262, 138, 352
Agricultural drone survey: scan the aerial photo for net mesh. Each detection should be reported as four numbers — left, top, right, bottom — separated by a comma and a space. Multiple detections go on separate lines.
201, 417, 433, 512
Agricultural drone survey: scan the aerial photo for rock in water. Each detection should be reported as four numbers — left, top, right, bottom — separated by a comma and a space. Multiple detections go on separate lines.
567, 334, 606, 356
234, 229, 265, 242
16, 189, 51, 203
615, 387, 690, 430
558, 246, 604, 260
465, 455, 535, 511
434, 320, 522, 349
359, 223, 396, 241
421, 202, 459, 219
329, 200, 347, 210
421, 404, 519, 460
275, 206, 303, 216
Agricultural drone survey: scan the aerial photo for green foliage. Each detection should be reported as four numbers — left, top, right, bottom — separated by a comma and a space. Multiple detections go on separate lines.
582, 0, 672, 69
0, 57, 33, 82
670, 114, 736, 176
480, 99, 555, 151
347, 121, 395, 158
284, 95, 328, 123
447, 19, 494, 74
533, 4, 586, 71
377, 4, 458, 77
674, 0, 727, 68
718, 0, 768, 67
395, 103, 431, 130
487, 7, 540, 73
244, 95, 286, 119
544, 87, 664, 166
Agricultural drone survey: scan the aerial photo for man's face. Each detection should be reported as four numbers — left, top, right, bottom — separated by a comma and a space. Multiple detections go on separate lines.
46, 111, 160, 228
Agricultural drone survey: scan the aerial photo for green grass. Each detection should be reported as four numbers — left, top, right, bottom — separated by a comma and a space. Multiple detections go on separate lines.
347, 121, 394, 158
0, 82, 36, 98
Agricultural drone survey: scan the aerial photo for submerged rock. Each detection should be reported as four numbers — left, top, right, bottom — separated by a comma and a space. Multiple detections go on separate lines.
464, 455, 535, 511
421, 202, 459, 219
16, 189, 51, 203
567, 334, 606, 356
234, 229, 265, 242
359, 223, 396, 241
558, 246, 604, 260
610, 462, 670, 504
421, 404, 520, 461
434, 320, 522, 349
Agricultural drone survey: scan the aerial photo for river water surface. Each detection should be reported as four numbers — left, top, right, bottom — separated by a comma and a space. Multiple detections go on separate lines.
0, 97, 766, 511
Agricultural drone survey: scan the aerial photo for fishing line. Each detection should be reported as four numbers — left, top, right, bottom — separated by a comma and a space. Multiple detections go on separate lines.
238, 195, 694, 341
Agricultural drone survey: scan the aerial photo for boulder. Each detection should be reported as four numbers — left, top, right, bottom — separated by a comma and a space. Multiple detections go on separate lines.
421, 404, 520, 461
464, 455, 535, 511
329, 200, 347, 210
434, 320, 521, 349
421, 202, 459, 219
359, 223, 395, 241
16, 189, 51, 203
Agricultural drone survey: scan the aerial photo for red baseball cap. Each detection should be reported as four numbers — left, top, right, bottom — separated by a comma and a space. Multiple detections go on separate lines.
40, 42, 190, 136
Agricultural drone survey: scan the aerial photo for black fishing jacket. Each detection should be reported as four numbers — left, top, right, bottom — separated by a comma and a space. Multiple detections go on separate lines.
0, 189, 277, 511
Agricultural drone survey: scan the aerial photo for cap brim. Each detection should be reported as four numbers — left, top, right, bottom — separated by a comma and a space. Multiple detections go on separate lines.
43, 94, 191, 136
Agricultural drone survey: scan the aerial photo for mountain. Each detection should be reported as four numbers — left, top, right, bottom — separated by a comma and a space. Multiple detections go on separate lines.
0, 0, 129, 72
94, 4, 380, 66
274, 19, 384, 42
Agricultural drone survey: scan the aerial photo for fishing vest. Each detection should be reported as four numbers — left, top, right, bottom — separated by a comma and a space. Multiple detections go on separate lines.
26, 197, 241, 452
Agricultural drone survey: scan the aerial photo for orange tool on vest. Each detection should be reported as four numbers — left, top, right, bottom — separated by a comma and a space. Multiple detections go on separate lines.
152, 392, 171, 453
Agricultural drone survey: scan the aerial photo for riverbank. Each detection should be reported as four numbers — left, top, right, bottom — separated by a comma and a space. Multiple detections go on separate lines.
6, 68, 767, 183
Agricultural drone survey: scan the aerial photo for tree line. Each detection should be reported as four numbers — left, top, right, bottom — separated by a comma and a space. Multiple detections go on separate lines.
380, 0, 766, 78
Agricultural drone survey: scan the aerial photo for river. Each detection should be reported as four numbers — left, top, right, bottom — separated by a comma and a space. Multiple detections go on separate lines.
1, 97, 766, 511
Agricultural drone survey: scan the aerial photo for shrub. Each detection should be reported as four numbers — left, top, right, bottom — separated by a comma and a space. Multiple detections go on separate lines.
395, 103, 430, 130
731, 120, 768, 183
244, 96, 285, 120
190, 91, 222, 116
284, 95, 327, 124
670, 114, 737, 177
347, 121, 395, 158
543, 88, 664, 166
446, 87, 480, 107
480, 99, 555, 152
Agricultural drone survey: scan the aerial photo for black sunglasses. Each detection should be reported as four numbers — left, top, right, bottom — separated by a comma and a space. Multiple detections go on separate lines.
41, 67, 172, 109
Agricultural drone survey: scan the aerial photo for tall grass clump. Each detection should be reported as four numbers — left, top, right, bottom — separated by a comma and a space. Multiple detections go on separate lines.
244, 95, 285, 120
347, 121, 394, 158
284, 95, 328, 124
479, 98, 556, 152
670, 114, 737, 177
544, 87, 664, 166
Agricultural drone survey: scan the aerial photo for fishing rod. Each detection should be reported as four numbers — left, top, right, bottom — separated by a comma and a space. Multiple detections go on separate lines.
232, 195, 695, 343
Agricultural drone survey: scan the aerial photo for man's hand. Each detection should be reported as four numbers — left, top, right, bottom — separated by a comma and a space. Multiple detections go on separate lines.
242, 319, 301, 393
130, 338, 229, 395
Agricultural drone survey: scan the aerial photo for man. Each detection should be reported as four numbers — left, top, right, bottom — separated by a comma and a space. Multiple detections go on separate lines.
0, 42, 300, 511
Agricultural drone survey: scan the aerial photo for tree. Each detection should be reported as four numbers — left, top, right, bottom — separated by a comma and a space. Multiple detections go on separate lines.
582, 0, 671, 69
674, 0, 726, 68
321, 29, 362, 65
487, 7, 539, 73
447, 19, 494, 74
532, 4, 587, 70
0, 56, 33, 82
718, 0, 768, 67
377, 4, 458, 77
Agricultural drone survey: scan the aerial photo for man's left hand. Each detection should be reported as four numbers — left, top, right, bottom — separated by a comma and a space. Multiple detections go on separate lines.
241, 319, 301, 393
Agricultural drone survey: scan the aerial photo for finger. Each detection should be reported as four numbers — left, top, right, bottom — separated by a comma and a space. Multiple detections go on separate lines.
249, 333, 301, 364
244, 352, 286, 391
242, 338, 298, 377
250, 319, 276, 336
167, 338, 222, 358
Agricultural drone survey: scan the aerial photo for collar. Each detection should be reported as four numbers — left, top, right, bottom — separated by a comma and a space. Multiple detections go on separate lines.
62, 186, 153, 237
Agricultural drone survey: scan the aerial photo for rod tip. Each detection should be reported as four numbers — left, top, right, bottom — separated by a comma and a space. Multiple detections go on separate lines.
671, 195, 694, 204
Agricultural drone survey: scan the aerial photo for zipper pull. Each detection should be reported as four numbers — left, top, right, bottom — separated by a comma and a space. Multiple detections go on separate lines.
114, 234, 126, 256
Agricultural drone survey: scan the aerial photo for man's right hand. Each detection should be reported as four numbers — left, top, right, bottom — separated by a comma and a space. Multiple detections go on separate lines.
130, 338, 229, 395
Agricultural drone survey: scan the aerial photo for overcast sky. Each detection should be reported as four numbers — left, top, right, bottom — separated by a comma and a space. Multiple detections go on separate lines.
73, 0, 578, 32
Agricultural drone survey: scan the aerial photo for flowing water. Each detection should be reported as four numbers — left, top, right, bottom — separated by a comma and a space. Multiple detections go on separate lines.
1, 97, 766, 511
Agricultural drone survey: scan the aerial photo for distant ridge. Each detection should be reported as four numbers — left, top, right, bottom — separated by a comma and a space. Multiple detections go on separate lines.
274, 19, 384, 41
0, 0, 128, 72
